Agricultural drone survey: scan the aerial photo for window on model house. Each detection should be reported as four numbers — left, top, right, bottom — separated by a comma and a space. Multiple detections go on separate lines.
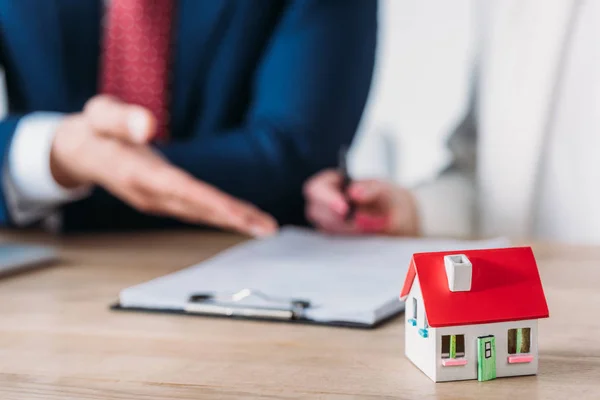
408, 298, 418, 327
441, 335, 465, 359
412, 297, 418, 320
508, 328, 531, 354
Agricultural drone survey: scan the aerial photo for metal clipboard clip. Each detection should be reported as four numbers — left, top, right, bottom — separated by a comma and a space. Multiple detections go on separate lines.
185, 288, 311, 320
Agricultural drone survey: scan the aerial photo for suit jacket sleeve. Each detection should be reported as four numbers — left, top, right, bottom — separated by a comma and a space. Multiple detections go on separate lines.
63, 0, 377, 231
0, 37, 19, 226
0, 114, 21, 226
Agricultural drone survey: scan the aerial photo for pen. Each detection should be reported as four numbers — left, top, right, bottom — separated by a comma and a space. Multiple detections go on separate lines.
338, 145, 356, 221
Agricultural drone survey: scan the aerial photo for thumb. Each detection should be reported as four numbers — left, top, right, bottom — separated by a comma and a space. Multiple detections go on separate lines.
84, 95, 156, 144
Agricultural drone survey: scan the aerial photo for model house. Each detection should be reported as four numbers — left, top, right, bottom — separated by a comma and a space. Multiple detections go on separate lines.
399, 247, 549, 382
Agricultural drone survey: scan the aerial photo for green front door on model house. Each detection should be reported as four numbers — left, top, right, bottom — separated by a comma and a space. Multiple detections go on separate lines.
477, 336, 496, 381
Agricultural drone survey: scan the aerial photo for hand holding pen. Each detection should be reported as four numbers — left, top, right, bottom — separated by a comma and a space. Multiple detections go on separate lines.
303, 146, 420, 236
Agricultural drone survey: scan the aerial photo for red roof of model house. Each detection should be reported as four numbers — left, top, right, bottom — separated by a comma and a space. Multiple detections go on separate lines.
400, 247, 549, 328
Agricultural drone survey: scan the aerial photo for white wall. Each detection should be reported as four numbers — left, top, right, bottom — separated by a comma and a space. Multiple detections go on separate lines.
435, 319, 539, 382
350, 0, 476, 186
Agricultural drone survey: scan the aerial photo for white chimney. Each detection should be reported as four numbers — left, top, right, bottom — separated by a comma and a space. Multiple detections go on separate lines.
444, 254, 472, 292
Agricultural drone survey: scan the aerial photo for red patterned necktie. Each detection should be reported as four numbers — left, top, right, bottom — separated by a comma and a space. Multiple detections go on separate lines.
100, 0, 174, 141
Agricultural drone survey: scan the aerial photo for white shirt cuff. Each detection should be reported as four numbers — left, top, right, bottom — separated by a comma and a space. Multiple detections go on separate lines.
4, 112, 91, 226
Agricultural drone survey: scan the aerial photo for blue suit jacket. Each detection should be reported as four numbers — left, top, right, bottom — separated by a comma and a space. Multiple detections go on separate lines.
0, 0, 376, 231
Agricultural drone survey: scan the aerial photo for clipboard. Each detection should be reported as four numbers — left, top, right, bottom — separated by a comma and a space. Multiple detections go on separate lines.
112, 228, 509, 329
111, 288, 400, 329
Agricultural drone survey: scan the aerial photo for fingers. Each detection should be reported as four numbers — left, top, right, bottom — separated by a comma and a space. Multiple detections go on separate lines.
304, 172, 393, 235
354, 212, 391, 234
305, 202, 359, 235
303, 169, 348, 215
225, 200, 279, 238
348, 180, 392, 205
349, 180, 421, 236
347, 181, 395, 234
104, 147, 278, 237
84, 95, 156, 144
155, 170, 278, 237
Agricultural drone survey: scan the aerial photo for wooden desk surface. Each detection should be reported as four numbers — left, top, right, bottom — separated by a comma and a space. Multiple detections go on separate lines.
0, 231, 598, 399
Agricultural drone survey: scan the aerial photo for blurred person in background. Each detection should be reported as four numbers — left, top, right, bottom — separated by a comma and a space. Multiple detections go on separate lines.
0, 1, 376, 235
305, 0, 600, 244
